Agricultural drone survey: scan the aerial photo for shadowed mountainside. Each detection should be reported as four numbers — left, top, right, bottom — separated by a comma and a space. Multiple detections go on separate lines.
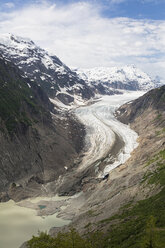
0, 57, 85, 201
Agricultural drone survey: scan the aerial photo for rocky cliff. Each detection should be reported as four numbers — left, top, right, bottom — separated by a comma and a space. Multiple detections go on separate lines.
116, 85, 165, 124
0, 57, 85, 201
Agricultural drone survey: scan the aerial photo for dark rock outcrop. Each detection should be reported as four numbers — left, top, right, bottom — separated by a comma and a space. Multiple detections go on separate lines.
116, 85, 165, 125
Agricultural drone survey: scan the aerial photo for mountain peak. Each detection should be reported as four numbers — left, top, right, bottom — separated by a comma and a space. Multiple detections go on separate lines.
0, 33, 35, 48
75, 65, 160, 91
0, 33, 162, 105
0, 33, 94, 104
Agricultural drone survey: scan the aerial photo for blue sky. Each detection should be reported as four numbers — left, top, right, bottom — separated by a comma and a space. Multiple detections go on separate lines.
1, 0, 165, 20
0, 0, 165, 79
103, 0, 165, 20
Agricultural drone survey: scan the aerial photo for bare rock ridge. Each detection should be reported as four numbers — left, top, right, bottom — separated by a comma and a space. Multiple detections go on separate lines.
0, 57, 85, 201
116, 85, 165, 124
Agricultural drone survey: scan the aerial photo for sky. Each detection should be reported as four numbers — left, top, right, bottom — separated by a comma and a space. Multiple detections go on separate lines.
0, 0, 165, 79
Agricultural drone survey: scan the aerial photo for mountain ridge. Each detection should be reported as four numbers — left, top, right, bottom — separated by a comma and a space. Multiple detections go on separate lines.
0, 33, 94, 105
75, 65, 162, 91
0, 33, 162, 107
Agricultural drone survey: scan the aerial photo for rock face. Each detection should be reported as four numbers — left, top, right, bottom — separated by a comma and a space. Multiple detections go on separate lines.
116, 85, 165, 124
0, 33, 94, 104
75, 65, 161, 92
0, 57, 85, 200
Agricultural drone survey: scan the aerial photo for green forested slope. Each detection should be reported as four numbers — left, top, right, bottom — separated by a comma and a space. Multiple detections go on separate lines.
0, 57, 52, 135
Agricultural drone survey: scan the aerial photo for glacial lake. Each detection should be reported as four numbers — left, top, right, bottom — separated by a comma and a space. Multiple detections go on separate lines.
0, 196, 70, 248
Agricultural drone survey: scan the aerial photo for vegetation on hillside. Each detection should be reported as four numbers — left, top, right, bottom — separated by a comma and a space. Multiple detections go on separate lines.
27, 149, 165, 248
0, 58, 51, 134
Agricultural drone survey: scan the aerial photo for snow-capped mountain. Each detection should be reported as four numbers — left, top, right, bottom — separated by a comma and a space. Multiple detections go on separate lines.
0, 34, 162, 106
0, 33, 94, 105
75, 66, 161, 91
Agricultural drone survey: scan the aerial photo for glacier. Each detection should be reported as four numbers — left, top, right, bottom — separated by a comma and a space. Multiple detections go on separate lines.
75, 91, 145, 177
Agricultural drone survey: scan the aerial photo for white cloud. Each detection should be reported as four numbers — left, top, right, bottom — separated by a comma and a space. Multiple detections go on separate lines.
0, 1, 165, 79
4, 2, 15, 9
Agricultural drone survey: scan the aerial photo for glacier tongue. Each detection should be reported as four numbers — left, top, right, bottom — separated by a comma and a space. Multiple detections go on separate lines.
75, 91, 145, 177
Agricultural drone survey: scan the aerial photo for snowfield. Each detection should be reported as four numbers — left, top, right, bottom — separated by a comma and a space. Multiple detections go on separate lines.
75, 66, 157, 91
75, 91, 145, 177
